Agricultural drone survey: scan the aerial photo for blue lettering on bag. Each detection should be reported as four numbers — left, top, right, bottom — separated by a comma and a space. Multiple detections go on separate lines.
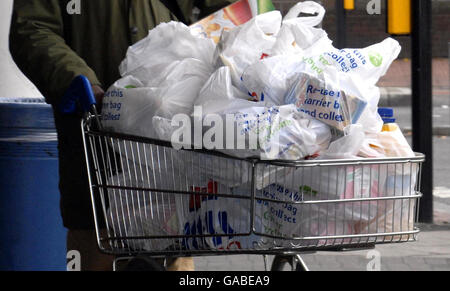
182, 211, 236, 250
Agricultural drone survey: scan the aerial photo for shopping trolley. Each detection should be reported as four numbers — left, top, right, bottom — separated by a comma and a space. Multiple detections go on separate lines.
64, 76, 425, 271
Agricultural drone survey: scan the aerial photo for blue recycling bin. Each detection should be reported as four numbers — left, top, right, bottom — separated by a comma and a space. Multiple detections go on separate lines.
0, 97, 67, 271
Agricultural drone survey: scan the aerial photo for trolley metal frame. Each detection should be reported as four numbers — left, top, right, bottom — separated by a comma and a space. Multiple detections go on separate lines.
81, 111, 424, 270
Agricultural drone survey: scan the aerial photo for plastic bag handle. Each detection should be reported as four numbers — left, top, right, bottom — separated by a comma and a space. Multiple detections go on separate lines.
59, 75, 97, 114
283, 1, 326, 27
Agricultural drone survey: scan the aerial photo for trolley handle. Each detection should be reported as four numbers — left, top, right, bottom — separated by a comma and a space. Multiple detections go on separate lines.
59, 75, 97, 115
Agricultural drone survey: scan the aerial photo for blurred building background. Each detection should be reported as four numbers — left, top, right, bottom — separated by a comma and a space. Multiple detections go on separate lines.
272, 0, 450, 58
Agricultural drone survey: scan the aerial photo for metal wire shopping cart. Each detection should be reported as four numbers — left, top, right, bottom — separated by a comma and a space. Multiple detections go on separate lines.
66, 76, 425, 271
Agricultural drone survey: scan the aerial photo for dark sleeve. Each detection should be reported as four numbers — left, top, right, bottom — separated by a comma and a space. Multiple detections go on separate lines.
10, 0, 100, 105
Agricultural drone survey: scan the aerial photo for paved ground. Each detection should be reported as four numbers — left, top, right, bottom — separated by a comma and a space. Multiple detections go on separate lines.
377, 58, 449, 88
379, 58, 450, 134
194, 224, 450, 271
194, 58, 450, 272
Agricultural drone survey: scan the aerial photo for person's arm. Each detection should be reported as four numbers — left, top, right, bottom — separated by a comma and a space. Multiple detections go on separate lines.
10, 0, 102, 105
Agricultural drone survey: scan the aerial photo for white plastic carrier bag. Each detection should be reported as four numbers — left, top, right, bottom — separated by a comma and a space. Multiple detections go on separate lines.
119, 21, 216, 82
102, 21, 216, 140
214, 10, 282, 91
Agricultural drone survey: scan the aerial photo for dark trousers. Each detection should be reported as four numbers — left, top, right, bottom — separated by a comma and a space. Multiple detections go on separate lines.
53, 107, 104, 229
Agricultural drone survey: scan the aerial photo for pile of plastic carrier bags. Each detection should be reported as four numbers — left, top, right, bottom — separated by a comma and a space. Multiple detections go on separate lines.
101, 1, 417, 251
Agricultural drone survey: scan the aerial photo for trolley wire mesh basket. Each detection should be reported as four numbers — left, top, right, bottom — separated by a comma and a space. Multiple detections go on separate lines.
82, 114, 424, 257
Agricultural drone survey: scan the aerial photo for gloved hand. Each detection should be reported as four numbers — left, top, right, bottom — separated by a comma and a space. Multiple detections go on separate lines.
92, 85, 105, 111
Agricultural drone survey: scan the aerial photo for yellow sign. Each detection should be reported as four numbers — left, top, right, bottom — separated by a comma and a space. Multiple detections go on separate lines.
387, 0, 411, 35
344, 0, 355, 10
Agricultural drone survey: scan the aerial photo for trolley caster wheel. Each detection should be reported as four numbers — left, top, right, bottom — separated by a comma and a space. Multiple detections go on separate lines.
271, 255, 309, 271
119, 256, 165, 271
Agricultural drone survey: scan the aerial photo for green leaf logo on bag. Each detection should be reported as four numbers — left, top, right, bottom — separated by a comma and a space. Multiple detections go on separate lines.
299, 185, 318, 196
369, 52, 383, 67
124, 85, 137, 89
